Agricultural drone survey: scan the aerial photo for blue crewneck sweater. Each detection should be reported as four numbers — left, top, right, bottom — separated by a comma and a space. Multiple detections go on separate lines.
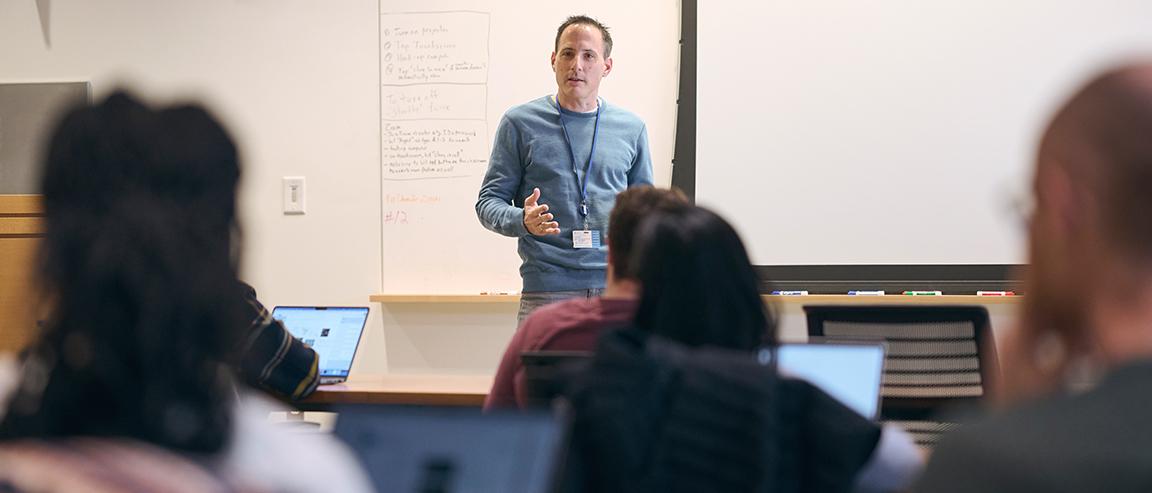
476, 96, 653, 292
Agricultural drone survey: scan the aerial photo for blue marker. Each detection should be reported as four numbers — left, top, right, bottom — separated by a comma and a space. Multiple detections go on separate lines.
848, 290, 886, 296
771, 290, 809, 296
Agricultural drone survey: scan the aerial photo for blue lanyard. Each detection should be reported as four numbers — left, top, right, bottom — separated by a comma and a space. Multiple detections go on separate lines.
556, 96, 601, 227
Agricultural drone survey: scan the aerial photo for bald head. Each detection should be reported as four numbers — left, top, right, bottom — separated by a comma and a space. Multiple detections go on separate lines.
1039, 64, 1152, 260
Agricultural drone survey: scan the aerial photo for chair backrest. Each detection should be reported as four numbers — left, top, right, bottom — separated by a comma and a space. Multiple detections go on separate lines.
520, 351, 592, 410
565, 331, 881, 493
803, 305, 999, 421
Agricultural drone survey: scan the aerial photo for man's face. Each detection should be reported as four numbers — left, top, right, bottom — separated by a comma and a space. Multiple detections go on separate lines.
551, 24, 613, 105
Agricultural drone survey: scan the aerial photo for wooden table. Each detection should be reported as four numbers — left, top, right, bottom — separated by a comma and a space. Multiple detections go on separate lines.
0, 195, 44, 354
370, 294, 1021, 305
296, 373, 492, 411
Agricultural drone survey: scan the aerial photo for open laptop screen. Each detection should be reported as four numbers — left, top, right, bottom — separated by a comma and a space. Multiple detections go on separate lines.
271, 306, 368, 378
760, 341, 886, 419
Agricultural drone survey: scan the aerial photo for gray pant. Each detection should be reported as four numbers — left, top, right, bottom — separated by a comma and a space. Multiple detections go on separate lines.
517, 288, 605, 327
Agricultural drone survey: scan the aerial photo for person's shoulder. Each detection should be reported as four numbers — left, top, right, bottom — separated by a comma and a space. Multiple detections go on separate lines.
934, 396, 1072, 456
522, 297, 600, 327
502, 96, 554, 121
520, 297, 609, 344
957, 383, 1140, 451
226, 392, 375, 493
0, 438, 254, 493
601, 100, 646, 127
914, 393, 1100, 493
913, 411, 1033, 492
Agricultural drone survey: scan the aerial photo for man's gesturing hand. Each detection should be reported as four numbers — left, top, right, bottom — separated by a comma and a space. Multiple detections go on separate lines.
523, 187, 561, 236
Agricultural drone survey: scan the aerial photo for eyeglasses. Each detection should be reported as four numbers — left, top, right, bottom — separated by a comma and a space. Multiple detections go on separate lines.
1005, 189, 1036, 231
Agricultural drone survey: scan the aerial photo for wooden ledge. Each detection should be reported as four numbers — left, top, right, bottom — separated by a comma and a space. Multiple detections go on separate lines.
370, 294, 1021, 305
0, 195, 44, 215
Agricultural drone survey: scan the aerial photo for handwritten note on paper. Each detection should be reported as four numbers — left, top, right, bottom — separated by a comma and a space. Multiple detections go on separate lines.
382, 121, 487, 179
381, 85, 486, 120
382, 209, 410, 225
381, 12, 489, 85
381, 11, 490, 182
384, 194, 442, 205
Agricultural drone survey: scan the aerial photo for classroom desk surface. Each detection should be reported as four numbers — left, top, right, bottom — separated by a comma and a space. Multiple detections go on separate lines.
297, 374, 492, 411
370, 294, 1022, 305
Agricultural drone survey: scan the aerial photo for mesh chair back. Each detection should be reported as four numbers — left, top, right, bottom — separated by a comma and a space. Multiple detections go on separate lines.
804, 306, 998, 424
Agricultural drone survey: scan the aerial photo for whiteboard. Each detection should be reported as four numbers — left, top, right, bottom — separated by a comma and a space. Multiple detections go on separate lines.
695, 0, 1152, 267
377, 1, 681, 294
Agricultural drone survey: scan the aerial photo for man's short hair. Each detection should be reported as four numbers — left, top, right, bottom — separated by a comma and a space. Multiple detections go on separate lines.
609, 186, 689, 280
555, 15, 613, 58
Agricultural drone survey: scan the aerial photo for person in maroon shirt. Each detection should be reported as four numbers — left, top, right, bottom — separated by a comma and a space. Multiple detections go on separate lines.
485, 186, 689, 410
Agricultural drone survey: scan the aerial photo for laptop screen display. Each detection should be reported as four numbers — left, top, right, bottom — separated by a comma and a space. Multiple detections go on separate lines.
271, 306, 369, 378
762, 342, 886, 419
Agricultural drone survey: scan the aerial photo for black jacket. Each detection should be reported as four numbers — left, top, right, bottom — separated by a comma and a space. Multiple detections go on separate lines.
564, 328, 881, 493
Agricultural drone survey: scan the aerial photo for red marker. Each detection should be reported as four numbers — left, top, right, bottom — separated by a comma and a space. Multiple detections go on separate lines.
977, 291, 1016, 296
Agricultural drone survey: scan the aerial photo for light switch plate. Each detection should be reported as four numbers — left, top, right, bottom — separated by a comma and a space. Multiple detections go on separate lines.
283, 176, 306, 215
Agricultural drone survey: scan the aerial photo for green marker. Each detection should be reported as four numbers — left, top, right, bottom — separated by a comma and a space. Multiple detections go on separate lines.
903, 291, 943, 296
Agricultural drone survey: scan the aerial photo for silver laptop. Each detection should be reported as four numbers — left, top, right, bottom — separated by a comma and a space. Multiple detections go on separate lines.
760, 339, 887, 420
271, 306, 369, 385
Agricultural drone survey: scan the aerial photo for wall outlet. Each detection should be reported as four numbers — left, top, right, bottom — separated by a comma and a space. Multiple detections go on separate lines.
283, 176, 306, 215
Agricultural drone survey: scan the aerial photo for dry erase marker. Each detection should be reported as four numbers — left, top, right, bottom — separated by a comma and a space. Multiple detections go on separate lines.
848, 290, 885, 296
903, 291, 942, 296
771, 290, 809, 296
977, 291, 1016, 296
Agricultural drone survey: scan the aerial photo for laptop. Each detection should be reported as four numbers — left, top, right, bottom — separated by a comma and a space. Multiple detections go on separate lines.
271, 306, 369, 385
759, 339, 887, 420
334, 406, 568, 493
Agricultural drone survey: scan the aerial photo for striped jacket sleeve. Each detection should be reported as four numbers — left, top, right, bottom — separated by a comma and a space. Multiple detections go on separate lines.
237, 283, 320, 401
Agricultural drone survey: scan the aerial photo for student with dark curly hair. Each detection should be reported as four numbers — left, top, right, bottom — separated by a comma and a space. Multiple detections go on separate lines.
0, 91, 369, 492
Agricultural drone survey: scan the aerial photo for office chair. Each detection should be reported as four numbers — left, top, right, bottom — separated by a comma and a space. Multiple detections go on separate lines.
520, 351, 593, 410
564, 332, 879, 493
804, 305, 999, 446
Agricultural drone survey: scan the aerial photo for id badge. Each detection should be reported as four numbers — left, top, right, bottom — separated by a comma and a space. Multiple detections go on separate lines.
573, 230, 601, 249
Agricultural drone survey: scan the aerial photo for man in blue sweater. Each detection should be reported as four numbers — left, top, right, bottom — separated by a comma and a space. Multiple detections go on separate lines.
476, 15, 654, 324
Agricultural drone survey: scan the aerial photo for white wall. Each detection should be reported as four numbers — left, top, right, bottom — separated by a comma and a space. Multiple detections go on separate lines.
0, 0, 679, 376
696, 0, 1152, 267
1, 1, 1020, 377
1, 0, 388, 369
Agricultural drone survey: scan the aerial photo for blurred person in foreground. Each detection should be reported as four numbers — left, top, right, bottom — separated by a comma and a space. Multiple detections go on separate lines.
0, 91, 370, 492
914, 64, 1152, 492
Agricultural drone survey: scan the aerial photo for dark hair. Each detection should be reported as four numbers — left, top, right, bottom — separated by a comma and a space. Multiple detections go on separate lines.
629, 206, 776, 351
0, 91, 245, 453
555, 15, 613, 58
608, 186, 689, 280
